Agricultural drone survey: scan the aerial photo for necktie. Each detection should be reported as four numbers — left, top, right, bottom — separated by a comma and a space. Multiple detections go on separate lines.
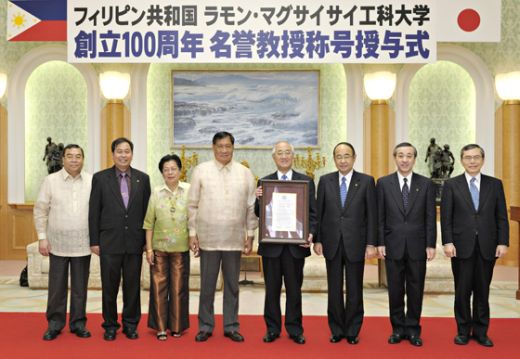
340, 176, 347, 207
402, 178, 409, 211
120, 173, 129, 208
281, 174, 288, 180
470, 177, 479, 211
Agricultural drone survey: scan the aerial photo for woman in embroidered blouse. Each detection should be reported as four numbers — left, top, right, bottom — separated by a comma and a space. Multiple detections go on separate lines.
144, 154, 190, 341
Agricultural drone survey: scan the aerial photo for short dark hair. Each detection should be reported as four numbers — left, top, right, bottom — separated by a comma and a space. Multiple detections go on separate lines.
63, 144, 84, 157
333, 142, 356, 157
111, 137, 134, 153
212, 131, 235, 145
393, 142, 417, 158
158, 154, 182, 172
460, 144, 485, 159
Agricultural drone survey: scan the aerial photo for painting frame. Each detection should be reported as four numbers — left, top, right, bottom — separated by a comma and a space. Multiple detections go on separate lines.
170, 70, 320, 149
259, 179, 309, 245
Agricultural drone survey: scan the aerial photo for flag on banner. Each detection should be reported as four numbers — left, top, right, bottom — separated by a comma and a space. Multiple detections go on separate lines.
436, 0, 501, 42
7, 0, 67, 41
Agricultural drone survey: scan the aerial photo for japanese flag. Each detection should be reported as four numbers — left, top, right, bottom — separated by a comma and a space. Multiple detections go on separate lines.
436, 0, 501, 42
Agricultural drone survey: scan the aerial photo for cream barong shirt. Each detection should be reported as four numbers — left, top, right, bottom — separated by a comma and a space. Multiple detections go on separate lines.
188, 160, 258, 251
33, 168, 92, 257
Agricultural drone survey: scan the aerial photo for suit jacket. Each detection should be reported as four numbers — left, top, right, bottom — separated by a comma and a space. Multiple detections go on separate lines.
440, 173, 509, 261
316, 170, 377, 262
376, 172, 437, 260
89, 166, 151, 255
254, 170, 317, 259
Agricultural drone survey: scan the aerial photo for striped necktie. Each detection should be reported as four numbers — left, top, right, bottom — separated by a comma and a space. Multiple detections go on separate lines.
469, 177, 479, 210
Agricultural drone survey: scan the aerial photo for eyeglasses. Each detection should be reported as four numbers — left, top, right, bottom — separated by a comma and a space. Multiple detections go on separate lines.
462, 155, 483, 161
275, 151, 293, 157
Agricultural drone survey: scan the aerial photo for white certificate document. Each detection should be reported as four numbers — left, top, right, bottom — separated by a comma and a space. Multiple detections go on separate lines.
271, 192, 297, 232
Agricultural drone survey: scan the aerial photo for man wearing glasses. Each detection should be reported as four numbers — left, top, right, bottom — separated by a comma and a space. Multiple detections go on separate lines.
441, 144, 509, 347
314, 142, 377, 345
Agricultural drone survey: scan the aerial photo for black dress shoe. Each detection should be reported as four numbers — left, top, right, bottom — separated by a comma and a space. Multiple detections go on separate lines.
224, 331, 245, 342
408, 335, 423, 346
71, 328, 91, 338
388, 333, 403, 344
346, 336, 359, 344
195, 331, 212, 342
122, 328, 139, 339
454, 334, 469, 345
43, 329, 60, 341
289, 334, 306, 344
263, 332, 280, 343
330, 335, 344, 343
104, 330, 117, 341
473, 335, 494, 347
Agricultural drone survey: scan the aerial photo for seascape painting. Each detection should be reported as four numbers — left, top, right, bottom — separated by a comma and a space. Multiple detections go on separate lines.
172, 71, 319, 147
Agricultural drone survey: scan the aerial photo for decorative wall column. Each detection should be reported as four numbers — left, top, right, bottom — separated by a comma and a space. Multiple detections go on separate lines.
99, 71, 131, 169
363, 72, 396, 180
495, 72, 520, 266
363, 71, 396, 285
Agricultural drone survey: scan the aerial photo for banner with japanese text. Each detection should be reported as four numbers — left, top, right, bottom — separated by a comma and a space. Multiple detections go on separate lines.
67, 0, 436, 63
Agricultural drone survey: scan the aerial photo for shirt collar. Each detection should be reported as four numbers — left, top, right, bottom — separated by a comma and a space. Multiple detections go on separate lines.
115, 167, 132, 178
465, 172, 481, 183
338, 170, 353, 183
159, 183, 185, 195
277, 169, 293, 180
60, 168, 83, 181
397, 172, 412, 185
214, 159, 233, 171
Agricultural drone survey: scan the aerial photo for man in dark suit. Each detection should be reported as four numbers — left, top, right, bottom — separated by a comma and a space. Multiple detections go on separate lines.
441, 144, 508, 347
254, 141, 317, 345
89, 137, 151, 341
376, 142, 437, 347
314, 142, 377, 344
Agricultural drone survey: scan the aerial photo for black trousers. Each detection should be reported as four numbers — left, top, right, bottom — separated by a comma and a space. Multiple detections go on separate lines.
325, 240, 365, 337
385, 253, 426, 337
262, 245, 305, 336
451, 243, 495, 337
100, 253, 143, 331
46, 254, 91, 332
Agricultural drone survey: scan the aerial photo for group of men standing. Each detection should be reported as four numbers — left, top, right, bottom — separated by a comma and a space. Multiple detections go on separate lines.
34, 133, 508, 348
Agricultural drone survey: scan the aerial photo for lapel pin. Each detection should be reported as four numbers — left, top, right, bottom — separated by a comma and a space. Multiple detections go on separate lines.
137, 179, 140, 183
416, 188, 419, 192
355, 183, 358, 187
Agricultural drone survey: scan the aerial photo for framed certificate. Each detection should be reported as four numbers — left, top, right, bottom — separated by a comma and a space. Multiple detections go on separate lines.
259, 179, 309, 244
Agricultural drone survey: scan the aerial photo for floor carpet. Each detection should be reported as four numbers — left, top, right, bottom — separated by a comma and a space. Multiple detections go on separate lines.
1, 313, 516, 358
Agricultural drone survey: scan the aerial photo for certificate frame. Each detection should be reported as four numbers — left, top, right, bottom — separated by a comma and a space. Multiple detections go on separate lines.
259, 179, 309, 244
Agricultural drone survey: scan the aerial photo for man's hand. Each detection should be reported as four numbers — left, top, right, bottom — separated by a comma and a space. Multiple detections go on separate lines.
313, 242, 323, 256
90, 245, 100, 256
496, 245, 508, 258
365, 245, 376, 259
426, 247, 436, 261
189, 235, 200, 257
255, 186, 263, 199
300, 233, 313, 248
243, 236, 254, 255
38, 239, 51, 256
443, 243, 456, 258
377, 246, 386, 259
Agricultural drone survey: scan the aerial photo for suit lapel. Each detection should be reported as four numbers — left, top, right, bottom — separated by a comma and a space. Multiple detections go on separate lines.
329, 172, 343, 211
344, 171, 360, 213
455, 175, 476, 213
406, 173, 421, 213
478, 175, 491, 212
127, 169, 139, 209
389, 172, 405, 215
108, 167, 126, 210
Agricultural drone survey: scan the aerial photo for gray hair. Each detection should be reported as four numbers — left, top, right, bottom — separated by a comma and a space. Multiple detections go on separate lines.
271, 141, 295, 155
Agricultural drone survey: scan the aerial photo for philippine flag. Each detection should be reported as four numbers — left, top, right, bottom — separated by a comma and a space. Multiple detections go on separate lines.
436, 0, 501, 42
7, 0, 67, 41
